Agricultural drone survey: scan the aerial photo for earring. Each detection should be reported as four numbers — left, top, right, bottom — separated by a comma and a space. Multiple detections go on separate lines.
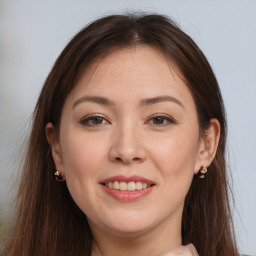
197, 166, 207, 179
54, 170, 65, 182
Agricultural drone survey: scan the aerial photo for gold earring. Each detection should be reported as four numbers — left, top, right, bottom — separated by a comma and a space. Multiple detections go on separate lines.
197, 166, 207, 179
54, 170, 65, 182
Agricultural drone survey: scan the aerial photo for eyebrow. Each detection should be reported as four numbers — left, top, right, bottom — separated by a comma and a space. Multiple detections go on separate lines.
72, 95, 184, 109
73, 96, 116, 109
139, 95, 184, 108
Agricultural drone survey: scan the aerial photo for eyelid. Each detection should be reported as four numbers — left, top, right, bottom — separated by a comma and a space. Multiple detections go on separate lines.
79, 113, 177, 127
79, 114, 109, 126
147, 113, 177, 125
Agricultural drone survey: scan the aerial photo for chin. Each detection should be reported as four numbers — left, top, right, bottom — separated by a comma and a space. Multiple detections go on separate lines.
100, 211, 156, 236
106, 224, 151, 237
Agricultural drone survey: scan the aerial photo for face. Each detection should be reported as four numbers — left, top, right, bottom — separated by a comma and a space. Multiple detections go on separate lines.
50, 46, 206, 237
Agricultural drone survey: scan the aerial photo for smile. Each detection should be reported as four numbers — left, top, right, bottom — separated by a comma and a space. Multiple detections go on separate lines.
104, 181, 153, 191
100, 175, 156, 201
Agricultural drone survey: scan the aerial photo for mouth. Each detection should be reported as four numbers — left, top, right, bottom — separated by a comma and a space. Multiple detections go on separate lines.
102, 181, 155, 191
99, 175, 156, 201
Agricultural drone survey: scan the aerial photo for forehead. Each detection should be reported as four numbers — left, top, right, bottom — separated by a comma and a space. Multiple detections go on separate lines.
68, 46, 194, 108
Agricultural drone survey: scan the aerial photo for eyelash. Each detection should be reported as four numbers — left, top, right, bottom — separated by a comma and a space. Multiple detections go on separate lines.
80, 115, 108, 127
80, 114, 176, 127
148, 114, 176, 125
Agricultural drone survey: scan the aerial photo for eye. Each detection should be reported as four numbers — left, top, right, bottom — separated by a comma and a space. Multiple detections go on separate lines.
80, 115, 108, 126
149, 115, 176, 126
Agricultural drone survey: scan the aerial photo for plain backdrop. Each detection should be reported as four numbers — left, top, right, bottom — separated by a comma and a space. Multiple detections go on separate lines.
0, 0, 255, 254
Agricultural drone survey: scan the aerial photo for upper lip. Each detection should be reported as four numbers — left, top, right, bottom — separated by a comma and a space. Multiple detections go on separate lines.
100, 175, 156, 185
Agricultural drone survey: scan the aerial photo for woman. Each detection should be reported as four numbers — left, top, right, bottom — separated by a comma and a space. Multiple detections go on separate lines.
2, 13, 241, 256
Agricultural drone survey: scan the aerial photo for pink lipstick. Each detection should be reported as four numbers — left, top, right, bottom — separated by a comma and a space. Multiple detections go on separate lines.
100, 175, 156, 202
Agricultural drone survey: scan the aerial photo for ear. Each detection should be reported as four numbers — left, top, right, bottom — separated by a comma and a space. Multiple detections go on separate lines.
194, 118, 221, 174
45, 122, 65, 179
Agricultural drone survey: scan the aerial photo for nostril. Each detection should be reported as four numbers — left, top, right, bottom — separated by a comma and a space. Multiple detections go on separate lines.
115, 157, 142, 163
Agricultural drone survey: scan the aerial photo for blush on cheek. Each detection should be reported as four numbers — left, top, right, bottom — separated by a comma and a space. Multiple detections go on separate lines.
63, 134, 105, 170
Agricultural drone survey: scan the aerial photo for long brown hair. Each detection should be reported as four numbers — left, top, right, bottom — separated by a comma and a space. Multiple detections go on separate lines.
2, 13, 240, 256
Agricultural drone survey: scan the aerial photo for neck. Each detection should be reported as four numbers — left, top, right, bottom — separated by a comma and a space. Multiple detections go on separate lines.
90, 211, 182, 256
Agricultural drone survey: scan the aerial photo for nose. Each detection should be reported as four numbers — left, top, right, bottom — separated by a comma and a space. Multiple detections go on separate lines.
109, 122, 146, 165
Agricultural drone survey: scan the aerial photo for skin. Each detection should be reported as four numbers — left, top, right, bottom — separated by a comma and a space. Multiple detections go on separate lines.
46, 46, 220, 256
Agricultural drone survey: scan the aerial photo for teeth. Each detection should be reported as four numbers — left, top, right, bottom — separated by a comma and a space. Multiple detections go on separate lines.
105, 181, 152, 191
135, 181, 142, 190
108, 182, 114, 189
128, 181, 135, 191
113, 181, 119, 190
119, 182, 127, 191
142, 182, 147, 189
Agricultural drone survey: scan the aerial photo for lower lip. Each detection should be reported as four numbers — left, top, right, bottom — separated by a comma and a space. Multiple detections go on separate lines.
102, 185, 155, 202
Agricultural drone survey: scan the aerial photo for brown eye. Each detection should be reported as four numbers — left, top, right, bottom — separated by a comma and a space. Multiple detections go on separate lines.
150, 115, 175, 125
91, 117, 104, 124
153, 117, 165, 124
80, 115, 108, 126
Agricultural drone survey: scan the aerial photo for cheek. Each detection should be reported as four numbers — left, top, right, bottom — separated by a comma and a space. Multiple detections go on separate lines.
59, 132, 108, 215
61, 132, 106, 178
148, 128, 199, 186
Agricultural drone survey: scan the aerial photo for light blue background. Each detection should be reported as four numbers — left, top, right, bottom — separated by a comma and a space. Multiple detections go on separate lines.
0, 1, 255, 254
